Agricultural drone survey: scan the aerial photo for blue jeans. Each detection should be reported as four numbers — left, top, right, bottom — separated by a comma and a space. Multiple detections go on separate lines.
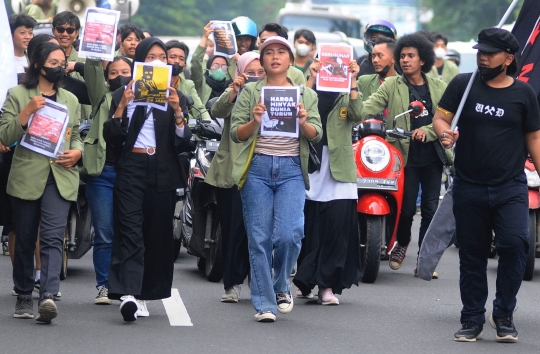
86, 165, 116, 288
453, 174, 529, 324
240, 154, 305, 315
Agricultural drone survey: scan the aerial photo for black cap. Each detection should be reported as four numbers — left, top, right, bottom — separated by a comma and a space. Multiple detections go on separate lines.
472, 28, 519, 54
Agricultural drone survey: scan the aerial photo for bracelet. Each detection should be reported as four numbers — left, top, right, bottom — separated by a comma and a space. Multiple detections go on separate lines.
350, 87, 359, 92
174, 114, 183, 120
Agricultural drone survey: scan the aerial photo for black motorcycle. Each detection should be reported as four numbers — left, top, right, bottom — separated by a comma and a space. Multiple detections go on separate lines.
173, 97, 224, 282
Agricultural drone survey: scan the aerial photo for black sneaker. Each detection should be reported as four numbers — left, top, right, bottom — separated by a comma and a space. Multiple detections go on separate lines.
276, 292, 293, 314
489, 314, 518, 343
454, 322, 483, 342
14, 295, 34, 319
36, 293, 58, 323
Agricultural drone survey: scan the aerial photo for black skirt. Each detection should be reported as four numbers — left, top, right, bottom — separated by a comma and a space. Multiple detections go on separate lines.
293, 199, 360, 295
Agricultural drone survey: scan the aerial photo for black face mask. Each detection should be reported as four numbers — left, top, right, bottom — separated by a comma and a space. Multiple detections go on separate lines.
42, 66, 64, 83
108, 75, 132, 92
171, 63, 184, 77
378, 64, 391, 77
478, 57, 507, 81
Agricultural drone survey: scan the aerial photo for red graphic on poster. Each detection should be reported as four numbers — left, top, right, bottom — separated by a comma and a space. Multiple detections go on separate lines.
27, 113, 64, 144
317, 44, 353, 93
84, 22, 114, 45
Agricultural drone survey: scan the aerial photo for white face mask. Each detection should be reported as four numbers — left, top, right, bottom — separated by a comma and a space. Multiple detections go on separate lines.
295, 43, 311, 57
434, 47, 447, 59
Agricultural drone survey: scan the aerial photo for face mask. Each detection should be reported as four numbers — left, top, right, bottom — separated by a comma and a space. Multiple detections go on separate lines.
434, 48, 447, 59
295, 43, 311, 57
108, 75, 131, 92
478, 58, 507, 81
42, 66, 64, 83
378, 64, 392, 77
171, 63, 184, 77
208, 68, 226, 81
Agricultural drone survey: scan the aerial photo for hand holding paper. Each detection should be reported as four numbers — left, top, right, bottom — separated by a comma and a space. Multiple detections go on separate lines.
252, 101, 266, 124
166, 87, 182, 115
21, 96, 46, 125
349, 60, 360, 81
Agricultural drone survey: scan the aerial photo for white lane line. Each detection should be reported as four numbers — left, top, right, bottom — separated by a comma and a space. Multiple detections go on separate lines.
162, 288, 193, 326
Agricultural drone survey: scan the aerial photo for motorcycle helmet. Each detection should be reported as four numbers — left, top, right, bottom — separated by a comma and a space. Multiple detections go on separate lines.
445, 48, 461, 67
232, 16, 258, 39
364, 19, 397, 54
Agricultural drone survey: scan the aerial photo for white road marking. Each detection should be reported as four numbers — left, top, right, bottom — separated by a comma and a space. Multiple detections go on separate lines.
162, 288, 193, 326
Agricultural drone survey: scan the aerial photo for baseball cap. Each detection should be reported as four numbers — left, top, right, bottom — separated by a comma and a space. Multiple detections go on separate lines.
259, 35, 293, 53
472, 27, 520, 54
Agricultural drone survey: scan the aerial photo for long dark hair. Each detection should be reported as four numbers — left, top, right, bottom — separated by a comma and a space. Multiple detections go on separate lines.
27, 33, 55, 60
105, 56, 132, 79
24, 42, 65, 89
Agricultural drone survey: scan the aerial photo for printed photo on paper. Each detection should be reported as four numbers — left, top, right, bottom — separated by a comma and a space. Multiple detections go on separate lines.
260, 86, 300, 138
211, 21, 237, 58
20, 98, 69, 158
316, 43, 353, 93
79, 8, 120, 61
132, 61, 172, 111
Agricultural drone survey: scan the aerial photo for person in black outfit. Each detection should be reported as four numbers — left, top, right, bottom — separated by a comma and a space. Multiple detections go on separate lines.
103, 37, 192, 322
434, 28, 540, 343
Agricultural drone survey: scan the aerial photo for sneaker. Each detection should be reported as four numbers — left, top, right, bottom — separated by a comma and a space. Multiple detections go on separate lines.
36, 293, 58, 323
12, 287, 18, 296
295, 288, 314, 299
454, 322, 483, 342
95, 285, 112, 305
136, 300, 149, 317
2, 241, 9, 256
53, 292, 61, 301
221, 285, 240, 303
389, 244, 408, 270
276, 292, 293, 314
120, 295, 138, 322
317, 288, 339, 305
255, 311, 276, 322
14, 295, 34, 319
489, 314, 518, 343
33, 280, 40, 293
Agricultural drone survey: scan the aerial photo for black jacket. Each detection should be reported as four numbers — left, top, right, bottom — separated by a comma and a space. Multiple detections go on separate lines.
103, 86, 192, 191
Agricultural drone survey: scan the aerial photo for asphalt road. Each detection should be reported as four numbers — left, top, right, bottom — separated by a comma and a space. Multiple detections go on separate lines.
1, 215, 540, 354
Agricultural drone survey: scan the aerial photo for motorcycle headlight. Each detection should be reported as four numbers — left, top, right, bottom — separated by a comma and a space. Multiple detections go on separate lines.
361, 140, 390, 172
525, 168, 540, 188
197, 147, 211, 171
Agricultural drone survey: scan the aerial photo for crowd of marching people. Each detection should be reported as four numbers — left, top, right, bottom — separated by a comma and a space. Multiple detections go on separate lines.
1, 4, 539, 345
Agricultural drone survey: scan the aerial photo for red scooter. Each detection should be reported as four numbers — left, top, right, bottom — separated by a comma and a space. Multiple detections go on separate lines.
353, 102, 424, 283
524, 158, 540, 280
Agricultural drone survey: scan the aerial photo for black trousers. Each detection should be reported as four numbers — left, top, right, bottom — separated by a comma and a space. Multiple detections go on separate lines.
0, 149, 14, 235
396, 160, 443, 248
453, 175, 528, 324
108, 153, 176, 300
12, 173, 70, 298
294, 199, 360, 295
215, 186, 249, 289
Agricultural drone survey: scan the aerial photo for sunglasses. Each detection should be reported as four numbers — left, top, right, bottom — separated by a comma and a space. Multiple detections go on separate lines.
55, 26, 77, 34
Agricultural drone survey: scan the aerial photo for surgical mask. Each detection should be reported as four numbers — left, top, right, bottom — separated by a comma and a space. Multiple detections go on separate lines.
378, 64, 392, 77
479, 60, 506, 81
42, 66, 64, 83
208, 68, 226, 81
171, 63, 184, 77
434, 48, 447, 59
108, 75, 131, 92
295, 43, 311, 57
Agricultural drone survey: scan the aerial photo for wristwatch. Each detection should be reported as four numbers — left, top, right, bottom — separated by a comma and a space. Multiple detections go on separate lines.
350, 87, 359, 92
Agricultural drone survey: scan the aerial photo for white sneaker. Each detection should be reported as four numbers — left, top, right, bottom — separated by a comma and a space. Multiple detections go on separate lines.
317, 288, 339, 306
276, 292, 294, 314
295, 288, 314, 299
255, 311, 276, 322
120, 295, 138, 322
136, 300, 149, 317
221, 285, 240, 303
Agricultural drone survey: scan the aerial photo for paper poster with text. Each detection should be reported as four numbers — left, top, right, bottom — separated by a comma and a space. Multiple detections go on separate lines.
132, 61, 172, 111
79, 8, 120, 61
211, 21, 237, 58
20, 98, 69, 158
260, 86, 300, 138
317, 44, 353, 93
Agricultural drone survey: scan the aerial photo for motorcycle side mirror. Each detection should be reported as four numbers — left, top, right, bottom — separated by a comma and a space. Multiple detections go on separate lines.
409, 101, 425, 117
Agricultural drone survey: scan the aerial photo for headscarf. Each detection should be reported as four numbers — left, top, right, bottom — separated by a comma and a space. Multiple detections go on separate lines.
235, 52, 260, 78
313, 85, 341, 162
133, 37, 167, 66
204, 54, 232, 99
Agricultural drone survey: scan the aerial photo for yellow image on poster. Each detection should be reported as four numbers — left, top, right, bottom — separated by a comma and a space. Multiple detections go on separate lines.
132, 62, 172, 111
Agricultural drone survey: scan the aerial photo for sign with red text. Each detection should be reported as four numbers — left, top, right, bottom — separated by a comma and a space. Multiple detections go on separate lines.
79, 8, 120, 61
316, 43, 353, 93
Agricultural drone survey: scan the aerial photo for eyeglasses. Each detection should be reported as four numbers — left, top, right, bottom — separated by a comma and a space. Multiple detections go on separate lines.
46, 60, 68, 69
210, 63, 228, 71
54, 26, 77, 35
246, 69, 265, 76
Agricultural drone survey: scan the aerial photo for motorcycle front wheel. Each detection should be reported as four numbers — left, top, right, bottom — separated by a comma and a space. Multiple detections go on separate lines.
60, 209, 76, 280
359, 214, 383, 284
524, 210, 537, 281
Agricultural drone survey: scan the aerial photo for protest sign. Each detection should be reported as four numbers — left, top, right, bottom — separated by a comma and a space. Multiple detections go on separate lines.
79, 8, 120, 61
260, 86, 300, 138
132, 61, 172, 111
211, 21, 237, 58
316, 43, 353, 93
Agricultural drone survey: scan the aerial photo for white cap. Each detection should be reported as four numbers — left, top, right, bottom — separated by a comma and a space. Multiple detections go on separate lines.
259, 36, 293, 53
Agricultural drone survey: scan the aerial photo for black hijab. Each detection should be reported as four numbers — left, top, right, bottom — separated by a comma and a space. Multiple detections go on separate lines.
313, 86, 341, 161
133, 37, 167, 66
204, 54, 233, 99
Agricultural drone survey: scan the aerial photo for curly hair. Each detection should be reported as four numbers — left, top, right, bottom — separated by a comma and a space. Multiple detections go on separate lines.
394, 32, 435, 73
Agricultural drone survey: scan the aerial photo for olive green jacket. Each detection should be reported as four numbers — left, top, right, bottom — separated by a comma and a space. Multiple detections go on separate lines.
357, 73, 383, 101
323, 93, 363, 183
426, 59, 459, 84
66, 47, 91, 121
361, 75, 453, 166
205, 88, 240, 188
25, 1, 58, 22
82, 59, 113, 176
230, 78, 323, 189
176, 77, 211, 121
0, 85, 83, 201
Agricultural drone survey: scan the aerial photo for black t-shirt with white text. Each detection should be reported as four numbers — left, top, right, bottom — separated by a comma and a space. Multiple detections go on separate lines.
438, 73, 540, 185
